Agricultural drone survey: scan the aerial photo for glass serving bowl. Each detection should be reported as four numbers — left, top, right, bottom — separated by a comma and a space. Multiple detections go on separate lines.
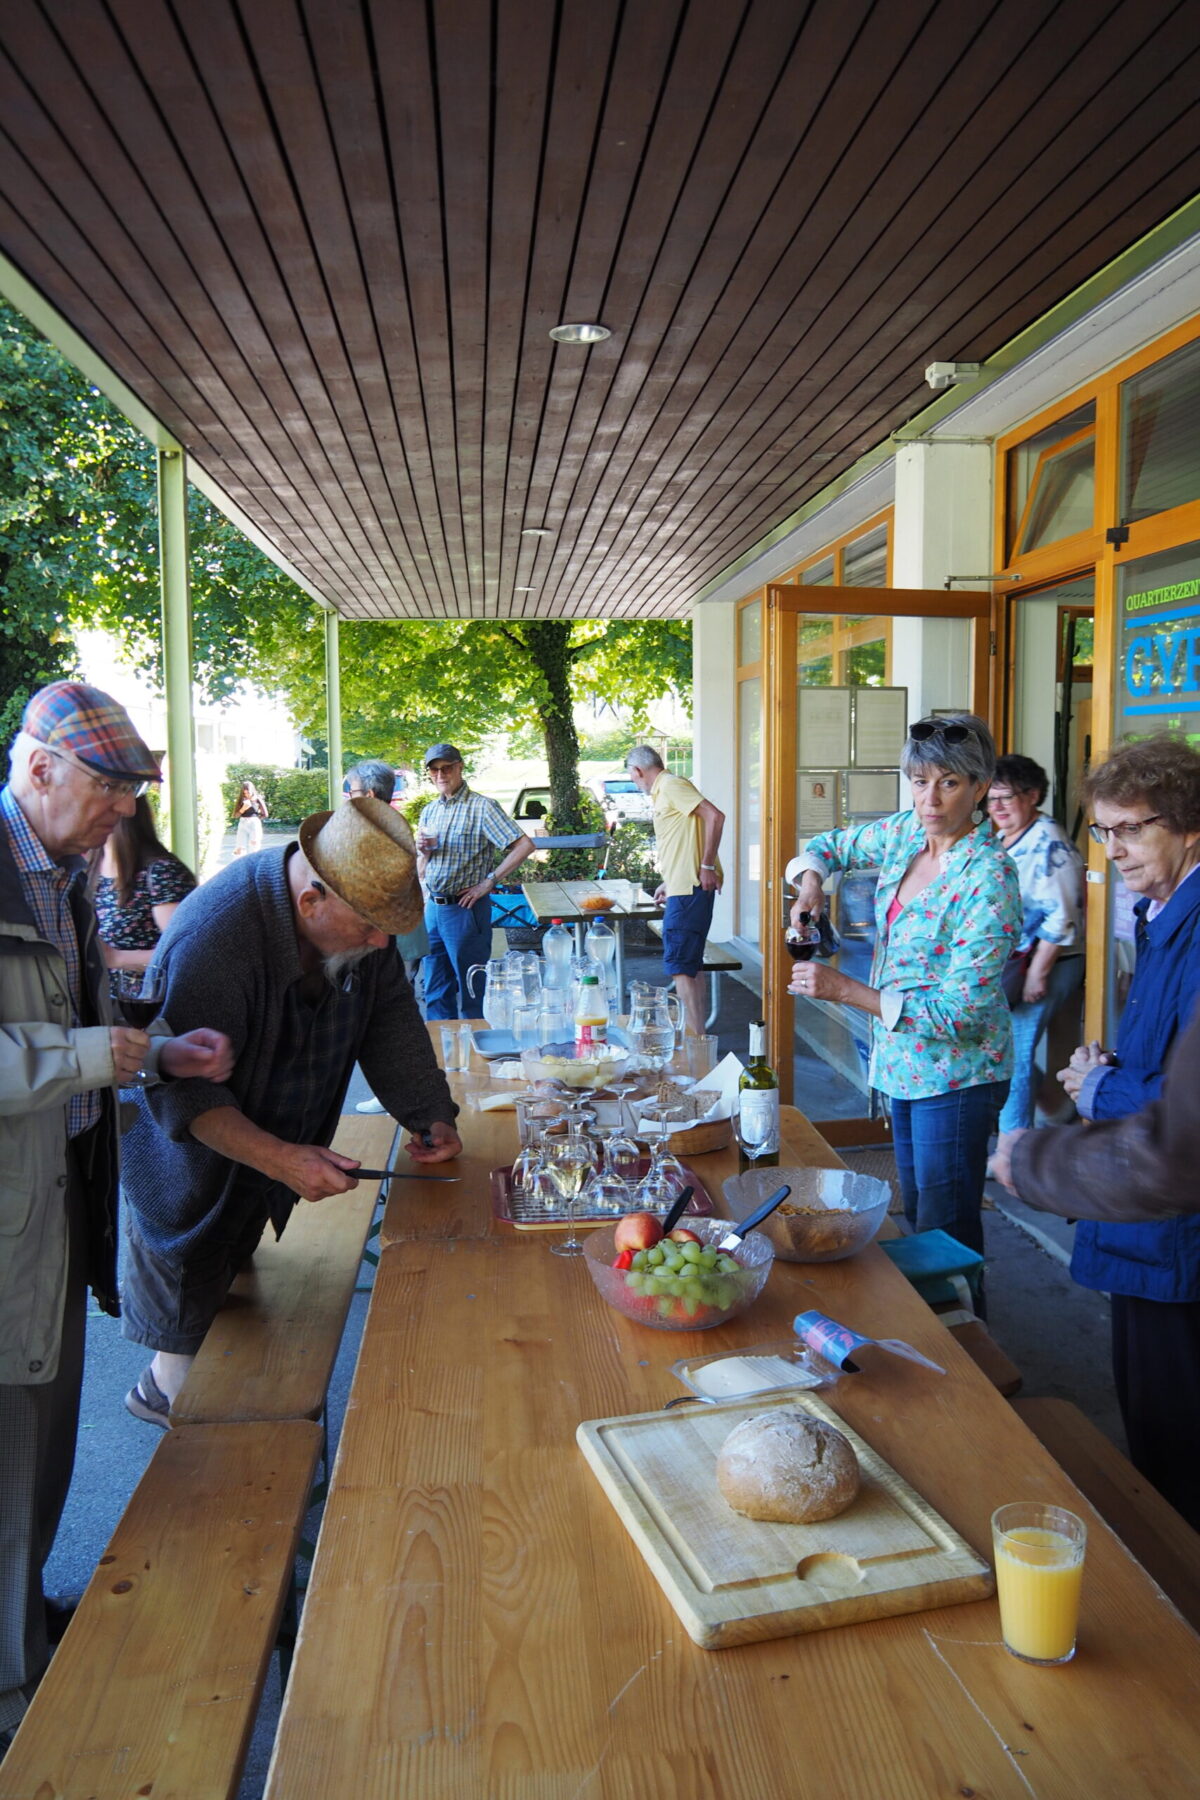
521, 1039, 632, 1090
581, 1217, 774, 1331
721, 1166, 891, 1262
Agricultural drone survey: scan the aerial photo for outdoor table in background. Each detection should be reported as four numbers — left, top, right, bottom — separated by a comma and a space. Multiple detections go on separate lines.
263, 1065, 1200, 1799
520, 877, 661, 1001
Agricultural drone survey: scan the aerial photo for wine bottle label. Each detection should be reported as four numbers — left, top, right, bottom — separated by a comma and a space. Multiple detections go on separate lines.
738, 1090, 779, 1145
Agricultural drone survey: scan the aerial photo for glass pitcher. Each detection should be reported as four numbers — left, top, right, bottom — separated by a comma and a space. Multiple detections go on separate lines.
466, 958, 518, 1031
505, 948, 543, 1004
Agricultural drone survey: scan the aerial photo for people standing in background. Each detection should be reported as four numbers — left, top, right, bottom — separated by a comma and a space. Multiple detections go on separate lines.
92, 796, 197, 984
416, 744, 533, 1020
232, 779, 267, 857
986, 754, 1085, 1176
625, 745, 725, 1037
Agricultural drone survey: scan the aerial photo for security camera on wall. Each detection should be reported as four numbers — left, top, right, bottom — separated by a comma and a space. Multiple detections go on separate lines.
924, 361, 983, 391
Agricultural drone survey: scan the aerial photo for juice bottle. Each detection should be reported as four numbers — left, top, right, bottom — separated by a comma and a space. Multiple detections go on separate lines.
574, 974, 608, 1049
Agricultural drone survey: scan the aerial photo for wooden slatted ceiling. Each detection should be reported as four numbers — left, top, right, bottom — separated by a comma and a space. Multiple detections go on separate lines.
0, 0, 1197, 621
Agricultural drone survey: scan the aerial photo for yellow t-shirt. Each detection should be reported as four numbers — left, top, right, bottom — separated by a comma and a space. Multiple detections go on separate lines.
651, 772, 722, 897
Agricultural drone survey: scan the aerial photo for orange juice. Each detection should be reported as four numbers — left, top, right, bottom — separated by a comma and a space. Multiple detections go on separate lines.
994, 1525, 1084, 1663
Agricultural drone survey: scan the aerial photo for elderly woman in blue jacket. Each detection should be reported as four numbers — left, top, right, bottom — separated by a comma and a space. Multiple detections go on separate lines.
787, 714, 1021, 1260
1059, 736, 1200, 1527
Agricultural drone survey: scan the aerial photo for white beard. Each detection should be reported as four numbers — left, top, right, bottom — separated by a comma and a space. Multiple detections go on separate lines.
323, 946, 375, 989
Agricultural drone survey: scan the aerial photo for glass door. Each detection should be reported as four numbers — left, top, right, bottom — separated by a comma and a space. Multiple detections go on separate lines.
762, 583, 999, 1136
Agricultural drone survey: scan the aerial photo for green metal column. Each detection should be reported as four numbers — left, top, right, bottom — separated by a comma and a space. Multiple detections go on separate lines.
324, 606, 342, 809
156, 447, 199, 870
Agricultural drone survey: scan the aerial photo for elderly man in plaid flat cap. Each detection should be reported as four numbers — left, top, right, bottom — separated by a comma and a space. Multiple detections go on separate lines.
0, 682, 235, 1743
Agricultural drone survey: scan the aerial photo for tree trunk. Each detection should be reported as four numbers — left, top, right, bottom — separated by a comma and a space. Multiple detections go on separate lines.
518, 621, 587, 832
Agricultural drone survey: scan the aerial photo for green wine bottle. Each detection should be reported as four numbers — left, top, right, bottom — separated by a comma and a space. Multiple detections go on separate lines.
737, 1020, 780, 1171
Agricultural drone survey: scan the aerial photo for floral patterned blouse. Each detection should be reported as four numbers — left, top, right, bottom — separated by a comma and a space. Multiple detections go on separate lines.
1002, 813, 1085, 953
788, 812, 1022, 1100
94, 856, 197, 951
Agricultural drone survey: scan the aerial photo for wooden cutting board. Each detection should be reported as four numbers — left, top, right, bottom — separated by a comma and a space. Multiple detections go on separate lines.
577, 1391, 993, 1648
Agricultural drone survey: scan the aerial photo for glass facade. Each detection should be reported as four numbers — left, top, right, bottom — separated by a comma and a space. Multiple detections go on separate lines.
737, 676, 762, 942
1120, 336, 1200, 524
738, 598, 762, 664
1006, 400, 1095, 559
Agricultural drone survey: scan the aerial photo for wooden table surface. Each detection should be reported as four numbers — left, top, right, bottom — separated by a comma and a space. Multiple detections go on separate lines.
520, 878, 660, 921
265, 1091, 1200, 1798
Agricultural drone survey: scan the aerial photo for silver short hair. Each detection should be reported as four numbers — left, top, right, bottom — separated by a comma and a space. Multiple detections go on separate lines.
899, 713, 996, 786
625, 744, 664, 774
344, 758, 395, 802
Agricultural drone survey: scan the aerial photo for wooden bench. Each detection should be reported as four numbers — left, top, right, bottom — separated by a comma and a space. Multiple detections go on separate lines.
646, 921, 743, 1028
1013, 1396, 1200, 1632
2, 1419, 322, 1799
170, 1115, 391, 1427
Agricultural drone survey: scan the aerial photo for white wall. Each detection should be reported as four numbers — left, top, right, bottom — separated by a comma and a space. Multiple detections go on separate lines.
691, 599, 737, 941
890, 440, 992, 723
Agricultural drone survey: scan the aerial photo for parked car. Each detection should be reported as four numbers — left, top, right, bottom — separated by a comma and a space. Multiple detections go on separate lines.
594, 775, 654, 825
512, 785, 552, 836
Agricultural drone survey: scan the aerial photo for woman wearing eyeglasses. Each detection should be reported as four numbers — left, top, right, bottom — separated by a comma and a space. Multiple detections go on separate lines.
786, 713, 1021, 1261
1057, 735, 1200, 1525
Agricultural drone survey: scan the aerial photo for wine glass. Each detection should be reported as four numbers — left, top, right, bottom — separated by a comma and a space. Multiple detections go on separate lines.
110, 967, 166, 1086
734, 1098, 780, 1170
547, 1128, 595, 1257
785, 912, 821, 965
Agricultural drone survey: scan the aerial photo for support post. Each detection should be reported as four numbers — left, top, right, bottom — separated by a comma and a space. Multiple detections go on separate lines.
157, 448, 199, 871
324, 607, 342, 809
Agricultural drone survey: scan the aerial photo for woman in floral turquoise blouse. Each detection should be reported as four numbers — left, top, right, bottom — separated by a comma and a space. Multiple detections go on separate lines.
786, 714, 1021, 1256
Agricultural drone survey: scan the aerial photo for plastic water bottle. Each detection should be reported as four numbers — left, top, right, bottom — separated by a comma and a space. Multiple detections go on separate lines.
542, 918, 573, 991
583, 917, 617, 995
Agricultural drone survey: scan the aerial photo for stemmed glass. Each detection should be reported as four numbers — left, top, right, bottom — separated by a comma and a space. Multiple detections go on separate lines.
734, 1101, 780, 1172
110, 966, 166, 1085
634, 1105, 690, 1215
546, 1126, 596, 1257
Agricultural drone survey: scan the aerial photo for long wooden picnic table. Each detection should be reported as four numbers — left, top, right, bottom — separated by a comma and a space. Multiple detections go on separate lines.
264, 1050, 1200, 1798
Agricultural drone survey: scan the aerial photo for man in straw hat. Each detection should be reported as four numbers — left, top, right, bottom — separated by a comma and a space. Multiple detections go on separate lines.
0, 681, 235, 1740
118, 796, 461, 1427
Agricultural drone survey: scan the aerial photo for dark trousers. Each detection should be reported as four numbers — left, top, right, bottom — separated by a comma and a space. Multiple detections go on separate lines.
0, 1147, 89, 1729
1111, 1293, 1200, 1530
422, 895, 493, 1020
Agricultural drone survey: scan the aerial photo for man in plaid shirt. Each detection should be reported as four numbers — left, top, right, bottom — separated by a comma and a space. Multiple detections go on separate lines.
416, 744, 534, 1019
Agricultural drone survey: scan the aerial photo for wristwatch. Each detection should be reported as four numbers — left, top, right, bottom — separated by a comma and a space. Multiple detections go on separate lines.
700, 863, 717, 871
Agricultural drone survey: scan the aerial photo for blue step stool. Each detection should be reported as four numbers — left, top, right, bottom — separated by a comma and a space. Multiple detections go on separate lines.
880, 1229, 984, 1309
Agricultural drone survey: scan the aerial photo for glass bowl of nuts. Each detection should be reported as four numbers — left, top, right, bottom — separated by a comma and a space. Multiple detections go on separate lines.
722, 1166, 891, 1262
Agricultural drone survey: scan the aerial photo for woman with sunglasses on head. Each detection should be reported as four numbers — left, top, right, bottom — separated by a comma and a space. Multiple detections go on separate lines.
985, 754, 1086, 1175
1053, 735, 1200, 1526
786, 714, 1021, 1264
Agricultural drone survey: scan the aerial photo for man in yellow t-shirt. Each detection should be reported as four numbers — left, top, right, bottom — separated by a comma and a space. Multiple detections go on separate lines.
626, 746, 725, 1036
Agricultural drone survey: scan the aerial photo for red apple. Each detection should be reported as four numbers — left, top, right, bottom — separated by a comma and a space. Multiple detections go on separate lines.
614, 1211, 663, 1253
667, 1227, 702, 1245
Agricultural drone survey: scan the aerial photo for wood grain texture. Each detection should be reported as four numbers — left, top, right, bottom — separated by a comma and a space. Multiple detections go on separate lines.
2, 1420, 322, 1800
266, 1183, 1200, 1796
578, 1391, 994, 1647
170, 1114, 393, 1425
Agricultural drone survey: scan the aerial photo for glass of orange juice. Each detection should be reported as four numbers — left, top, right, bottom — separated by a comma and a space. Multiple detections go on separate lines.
991, 1502, 1087, 1665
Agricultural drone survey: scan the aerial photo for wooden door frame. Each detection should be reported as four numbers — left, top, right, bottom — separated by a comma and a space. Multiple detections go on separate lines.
763, 584, 998, 1109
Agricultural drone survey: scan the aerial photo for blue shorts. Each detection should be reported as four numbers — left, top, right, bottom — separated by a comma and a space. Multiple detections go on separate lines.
662, 886, 715, 978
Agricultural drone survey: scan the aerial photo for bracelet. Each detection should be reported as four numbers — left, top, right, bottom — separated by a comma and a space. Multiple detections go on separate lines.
700, 863, 717, 871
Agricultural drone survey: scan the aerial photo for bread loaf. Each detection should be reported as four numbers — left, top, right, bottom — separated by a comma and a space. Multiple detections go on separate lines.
716, 1408, 860, 1523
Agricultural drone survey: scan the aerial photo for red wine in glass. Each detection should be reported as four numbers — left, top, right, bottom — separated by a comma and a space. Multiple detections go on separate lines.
785, 912, 820, 962
112, 970, 165, 1030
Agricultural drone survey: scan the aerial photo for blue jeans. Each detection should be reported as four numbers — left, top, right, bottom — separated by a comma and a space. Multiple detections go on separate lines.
997, 953, 1085, 1133
891, 1080, 1009, 1258
422, 895, 493, 1020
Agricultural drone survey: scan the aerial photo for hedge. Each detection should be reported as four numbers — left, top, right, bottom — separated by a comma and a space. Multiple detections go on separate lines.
221, 763, 331, 828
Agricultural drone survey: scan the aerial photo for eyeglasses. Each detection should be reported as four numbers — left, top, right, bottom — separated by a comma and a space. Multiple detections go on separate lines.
1088, 815, 1163, 845
908, 720, 976, 746
46, 748, 150, 800
427, 761, 460, 775
987, 791, 1017, 805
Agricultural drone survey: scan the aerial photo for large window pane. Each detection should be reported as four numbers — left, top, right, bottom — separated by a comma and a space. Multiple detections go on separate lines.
842, 525, 888, 587
737, 676, 762, 942
1120, 336, 1200, 524
738, 599, 762, 665
1007, 401, 1095, 558
800, 555, 834, 586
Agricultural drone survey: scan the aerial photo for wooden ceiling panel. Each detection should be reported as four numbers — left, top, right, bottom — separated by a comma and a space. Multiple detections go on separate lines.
1, 0, 1197, 620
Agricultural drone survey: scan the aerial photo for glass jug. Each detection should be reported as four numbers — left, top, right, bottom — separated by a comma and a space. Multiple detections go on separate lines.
466, 958, 518, 1031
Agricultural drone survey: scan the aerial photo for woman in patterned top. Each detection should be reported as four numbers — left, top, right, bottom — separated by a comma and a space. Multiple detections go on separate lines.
93, 797, 198, 979
986, 754, 1085, 1172
786, 714, 1021, 1257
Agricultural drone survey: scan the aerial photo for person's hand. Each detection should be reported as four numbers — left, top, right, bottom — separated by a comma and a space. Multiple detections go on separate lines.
1022, 970, 1049, 1004
273, 1144, 363, 1202
1058, 1040, 1104, 1102
158, 1028, 236, 1083
459, 878, 493, 908
109, 1026, 149, 1084
789, 872, 825, 926
789, 960, 843, 1003
653, 883, 667, 906
990, 1130, 1028, 1193
405, 1121, 463, 1163
698, 867, 721, 893
417, 829, 438, 855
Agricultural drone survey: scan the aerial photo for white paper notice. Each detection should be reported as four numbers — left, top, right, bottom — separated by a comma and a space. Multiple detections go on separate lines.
853, 686, 907, 766
798, 687, 851, 766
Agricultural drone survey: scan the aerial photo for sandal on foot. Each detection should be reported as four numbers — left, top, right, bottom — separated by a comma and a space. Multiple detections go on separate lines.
125, 1364, 171, 1428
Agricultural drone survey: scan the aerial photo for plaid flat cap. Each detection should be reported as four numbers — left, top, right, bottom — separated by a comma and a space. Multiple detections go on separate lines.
22, 681, 161, 781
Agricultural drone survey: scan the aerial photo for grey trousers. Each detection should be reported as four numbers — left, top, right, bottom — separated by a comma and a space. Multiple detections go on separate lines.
0, 1146, 89, 1731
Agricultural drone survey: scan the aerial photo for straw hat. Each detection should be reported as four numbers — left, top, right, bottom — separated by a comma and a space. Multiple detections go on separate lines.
297, 797, 423, 934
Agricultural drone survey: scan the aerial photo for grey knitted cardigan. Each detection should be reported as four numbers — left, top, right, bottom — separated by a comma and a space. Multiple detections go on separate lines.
121, 845, 457, 1255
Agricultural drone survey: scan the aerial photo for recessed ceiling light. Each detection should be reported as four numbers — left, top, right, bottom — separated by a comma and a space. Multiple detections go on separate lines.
549, 322, 610, 345
520, 527, 552, 537
514, 585, 534, 592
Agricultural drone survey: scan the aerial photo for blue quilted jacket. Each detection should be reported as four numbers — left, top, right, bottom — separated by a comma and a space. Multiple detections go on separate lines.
1071, 870, 1200, 1301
